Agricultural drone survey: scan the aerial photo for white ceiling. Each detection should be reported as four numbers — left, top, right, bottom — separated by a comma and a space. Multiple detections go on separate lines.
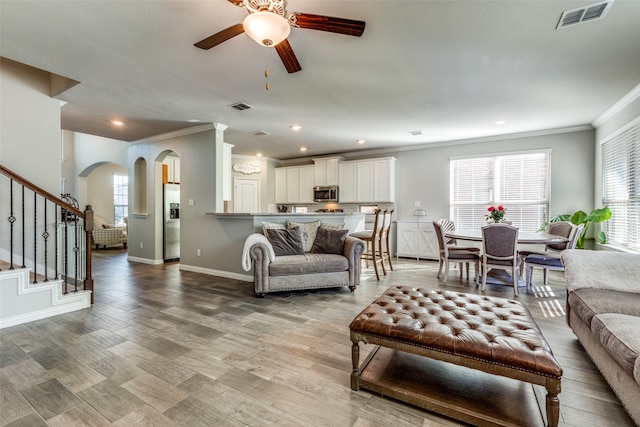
2, 0, 640, 159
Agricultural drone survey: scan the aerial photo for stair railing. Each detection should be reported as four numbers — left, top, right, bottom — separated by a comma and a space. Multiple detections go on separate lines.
0, 165, 94, 304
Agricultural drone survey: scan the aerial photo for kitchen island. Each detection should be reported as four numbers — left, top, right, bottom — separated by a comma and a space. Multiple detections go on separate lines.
183, 212, 366, 281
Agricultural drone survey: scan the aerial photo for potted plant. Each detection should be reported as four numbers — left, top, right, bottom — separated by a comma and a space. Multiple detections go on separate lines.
545, 206, 612, 249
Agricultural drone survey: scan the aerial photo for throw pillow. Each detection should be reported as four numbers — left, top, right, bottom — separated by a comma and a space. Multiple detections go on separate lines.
261, 221, 286, 236
285, 219, 321, 252
319, 222, 345, 230
266, 227, 305, 256
310, 227, 349, 255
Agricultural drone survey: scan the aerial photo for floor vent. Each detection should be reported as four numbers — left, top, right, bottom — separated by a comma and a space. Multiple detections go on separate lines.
557, 1, 613, 29
228, 102, 254, 111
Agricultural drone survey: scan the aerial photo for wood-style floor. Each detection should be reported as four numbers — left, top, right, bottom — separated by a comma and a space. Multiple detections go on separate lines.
1, 249, 635, 427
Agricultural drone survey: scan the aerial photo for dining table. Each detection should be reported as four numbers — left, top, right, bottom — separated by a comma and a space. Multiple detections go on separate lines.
444, 229, 569, 288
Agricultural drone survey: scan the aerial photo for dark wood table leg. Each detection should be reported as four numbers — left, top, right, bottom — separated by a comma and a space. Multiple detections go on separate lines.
350, 340, 360, 390
545, 378, 561, 427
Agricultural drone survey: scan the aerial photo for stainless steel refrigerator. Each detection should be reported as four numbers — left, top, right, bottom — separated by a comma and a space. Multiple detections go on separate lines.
163, 183, 180, 261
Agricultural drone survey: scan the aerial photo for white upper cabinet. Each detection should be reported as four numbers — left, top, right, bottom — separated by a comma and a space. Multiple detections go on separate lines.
275, 165, 315, 203
338, 162, 357, 202
338, 157, 395, 203
313, 156, 343, 186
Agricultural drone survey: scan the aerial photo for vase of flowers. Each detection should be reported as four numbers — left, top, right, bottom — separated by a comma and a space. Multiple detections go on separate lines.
486, 205, 506, 223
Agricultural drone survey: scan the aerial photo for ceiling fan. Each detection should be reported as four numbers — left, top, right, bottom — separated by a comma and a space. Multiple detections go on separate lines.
194, 0, 366, 73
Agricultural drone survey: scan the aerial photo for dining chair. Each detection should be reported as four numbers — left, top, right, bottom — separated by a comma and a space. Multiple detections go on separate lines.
525, 223, 584, 288
433, 221, 480, 284
518, 221, 574, 279
379, 209, 394, 273
436, 218, 480, 277
350, 209, 385, 280
480, 223, 521, 295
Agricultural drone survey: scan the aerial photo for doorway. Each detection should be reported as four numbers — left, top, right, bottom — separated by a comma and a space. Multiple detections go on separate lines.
234, 178, 260, 213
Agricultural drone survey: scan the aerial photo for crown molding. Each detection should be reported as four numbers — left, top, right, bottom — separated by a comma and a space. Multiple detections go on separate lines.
592, 83, 640, 128
132, 123, 216, 144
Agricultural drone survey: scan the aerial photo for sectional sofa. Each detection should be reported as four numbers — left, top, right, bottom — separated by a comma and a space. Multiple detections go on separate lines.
561, 250, 640, 425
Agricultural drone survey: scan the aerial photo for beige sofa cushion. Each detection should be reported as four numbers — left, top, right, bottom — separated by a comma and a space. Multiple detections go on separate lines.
269, 253, 348, 276
591, 313, 640, 381
569, 289, 640, 327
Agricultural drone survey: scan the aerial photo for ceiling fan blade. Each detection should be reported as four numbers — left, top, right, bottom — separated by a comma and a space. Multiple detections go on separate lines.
275, 39, 302, 73
290, 13, 365, 37
194, 23, 245, 50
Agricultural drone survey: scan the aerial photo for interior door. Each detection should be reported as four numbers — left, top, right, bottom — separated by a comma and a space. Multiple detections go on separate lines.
234, 178, 260, 213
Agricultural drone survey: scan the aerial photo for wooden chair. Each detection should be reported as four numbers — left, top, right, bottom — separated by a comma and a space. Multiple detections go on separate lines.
525, 223, 584, 288
350, 209, 385, 280
480, 223, 521, 295
518, 221, 573, 279
436, 218, 480, 278
433, 221, 480, 283
379, 209, 394, 273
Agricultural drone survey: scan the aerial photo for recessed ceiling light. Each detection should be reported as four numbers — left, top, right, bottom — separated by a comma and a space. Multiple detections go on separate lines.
256, 153, 263, 157
495, 119, 507, 125
300, 147, 307, 152
357, 139, 365, 144
111, 120, 124, 126
187, 119, 200, 123
290, 125, 302, 131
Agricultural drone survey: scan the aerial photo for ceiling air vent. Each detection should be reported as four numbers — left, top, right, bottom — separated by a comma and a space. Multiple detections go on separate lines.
228, 102, 254, 111
250, 130, 269, 136
556, 1, 613, 29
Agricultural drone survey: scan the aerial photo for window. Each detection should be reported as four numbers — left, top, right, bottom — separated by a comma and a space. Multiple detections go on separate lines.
602, 121, 639, 251
113, 173, 128, 226
450, 151, 550, 231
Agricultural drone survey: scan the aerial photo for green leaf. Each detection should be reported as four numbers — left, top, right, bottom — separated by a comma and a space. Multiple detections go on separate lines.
571, 210, 587, 225
597, 231, 607, 244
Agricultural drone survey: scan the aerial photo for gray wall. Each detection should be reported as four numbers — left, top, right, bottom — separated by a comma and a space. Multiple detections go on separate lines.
391, 129, 595, 222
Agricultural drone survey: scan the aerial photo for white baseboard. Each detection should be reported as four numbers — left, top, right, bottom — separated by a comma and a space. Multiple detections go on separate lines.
0, 268, 91, 329
127, 256, 164, 265
179, 264, 253, 282
0, 291, 91, 329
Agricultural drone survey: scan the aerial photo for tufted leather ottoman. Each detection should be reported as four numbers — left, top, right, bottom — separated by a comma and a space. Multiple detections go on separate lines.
350, 286, 562, 427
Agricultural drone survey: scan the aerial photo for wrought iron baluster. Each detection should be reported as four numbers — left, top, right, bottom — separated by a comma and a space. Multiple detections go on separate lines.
63, 221, 68, 295
42, 198, 49, 282
73, 216, 79, 292
8, 179, 16, 270
55, 205, 59, 279
21, 185, 26, 268
33, 192, 38, 283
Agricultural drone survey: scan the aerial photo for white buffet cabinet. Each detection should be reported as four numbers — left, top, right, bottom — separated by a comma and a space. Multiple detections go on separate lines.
396, 220, 439, 260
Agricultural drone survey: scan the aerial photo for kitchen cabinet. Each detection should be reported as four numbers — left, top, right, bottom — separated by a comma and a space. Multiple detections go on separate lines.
275, 165, 314, 203
162, 156, 180, 184
313, 156, 343, 186
396, 220, 439, 260
338, 157, 395, 203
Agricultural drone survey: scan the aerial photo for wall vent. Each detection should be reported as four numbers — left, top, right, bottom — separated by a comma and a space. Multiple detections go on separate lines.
557, 1, 613, 29
410, 130, 423, 136
251, 130, 269, 136
228, 102, 254, 111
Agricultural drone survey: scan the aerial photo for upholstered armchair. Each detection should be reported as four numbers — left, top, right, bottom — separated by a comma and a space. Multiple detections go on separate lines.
92, 214, 127, 249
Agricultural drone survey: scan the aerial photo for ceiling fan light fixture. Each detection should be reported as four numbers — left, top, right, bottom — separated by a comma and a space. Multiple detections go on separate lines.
243, 11, 291, 47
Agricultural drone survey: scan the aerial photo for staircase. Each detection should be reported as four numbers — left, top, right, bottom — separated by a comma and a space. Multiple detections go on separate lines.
0, 266, 91, 328
0, 165, 95, 329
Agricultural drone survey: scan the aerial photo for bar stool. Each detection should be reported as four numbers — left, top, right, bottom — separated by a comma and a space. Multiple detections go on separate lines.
379, 209, 394, 273
350, 209, 385, 280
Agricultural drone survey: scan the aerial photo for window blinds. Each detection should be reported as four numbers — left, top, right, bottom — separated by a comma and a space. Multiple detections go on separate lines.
602, 122, 640, 251
450, 152, 550, 231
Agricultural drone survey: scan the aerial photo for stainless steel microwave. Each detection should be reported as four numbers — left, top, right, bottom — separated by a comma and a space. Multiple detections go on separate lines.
313, 186, 339, 202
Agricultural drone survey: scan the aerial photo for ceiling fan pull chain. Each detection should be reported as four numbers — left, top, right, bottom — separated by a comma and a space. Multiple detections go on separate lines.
264, 49, 270, 90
